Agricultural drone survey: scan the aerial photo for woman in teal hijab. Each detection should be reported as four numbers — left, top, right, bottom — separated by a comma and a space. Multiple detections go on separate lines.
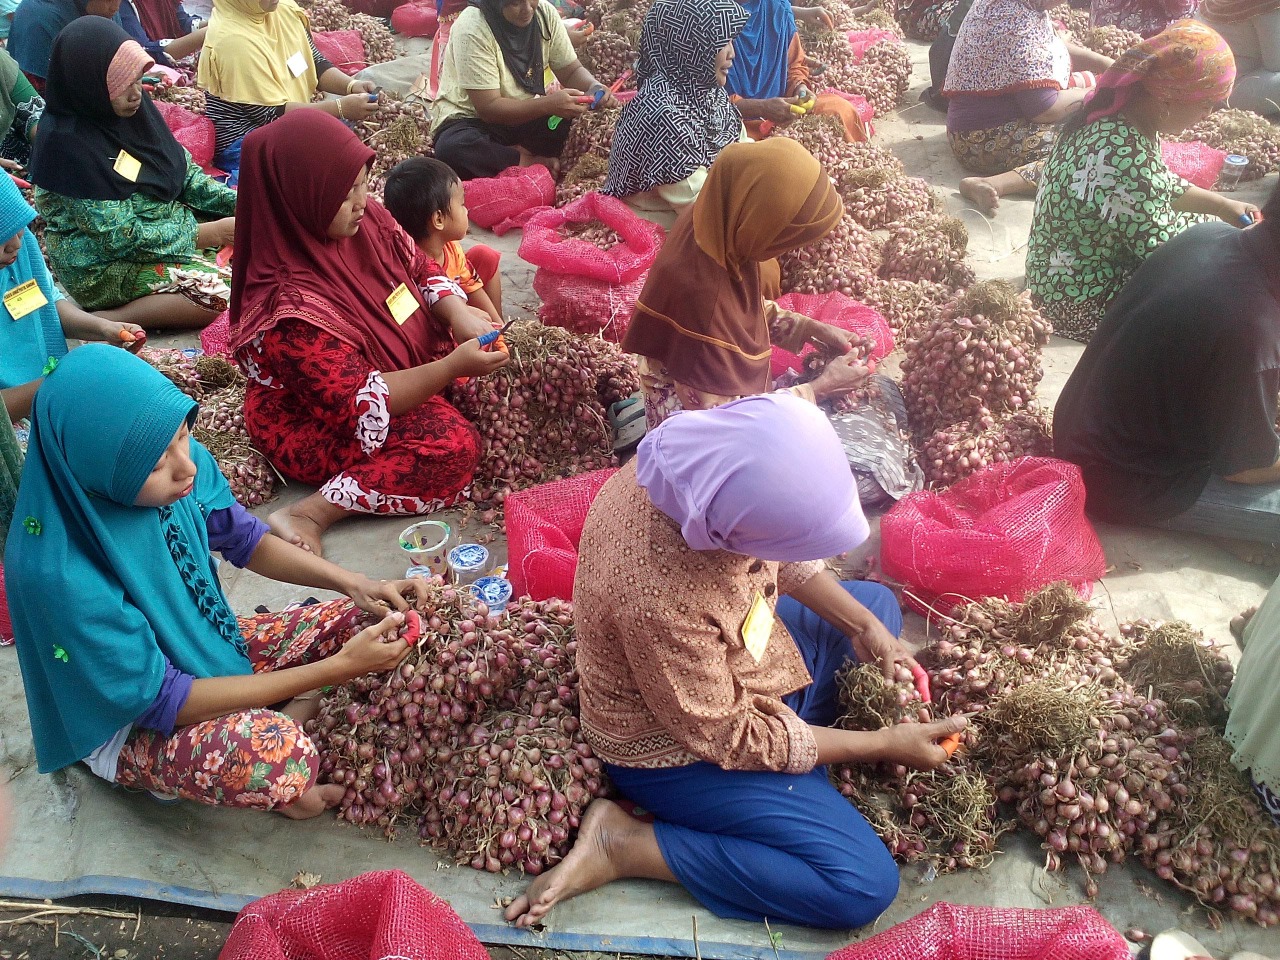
6, 346, 417, 817
0, 167, 143, 421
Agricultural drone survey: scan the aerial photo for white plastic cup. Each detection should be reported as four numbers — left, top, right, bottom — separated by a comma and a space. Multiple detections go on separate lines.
469, 576, 513, 613
1220, 154, 1248, 191
398, 520, 454, 578
447, 543, 490, 586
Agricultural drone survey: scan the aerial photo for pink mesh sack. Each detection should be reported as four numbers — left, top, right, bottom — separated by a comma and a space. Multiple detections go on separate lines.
152, 101, 216, 173
218, 869, 491, 960
505, 468, 617, 601
879, 457, 1106, 613
1160, 139, 1228, 190
200, 311, 232, 358
847, 28, 901, 60
771, 292, 895, 378
520, 193, 665, 341
828, 903, 1131, 960
463, 165, 555, 230
0, 564, 13, 647
391, 1, 439, 37
312, 29, 368, 73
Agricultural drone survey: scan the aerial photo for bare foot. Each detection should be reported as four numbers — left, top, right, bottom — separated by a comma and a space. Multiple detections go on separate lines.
281, 783, 344, 820
517, 149, 562, 179
505, 799, 638, 928
282, 692, 324, 725
1231, 605, 1259, 644
267, 500, 339, 558
959, 177, 1000, 215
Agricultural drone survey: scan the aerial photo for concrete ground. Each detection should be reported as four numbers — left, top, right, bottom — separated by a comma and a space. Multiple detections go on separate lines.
10, 31, 1280, 960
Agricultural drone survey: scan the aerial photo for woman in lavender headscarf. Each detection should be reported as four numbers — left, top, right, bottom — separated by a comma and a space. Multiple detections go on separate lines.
504, 392, 966, 930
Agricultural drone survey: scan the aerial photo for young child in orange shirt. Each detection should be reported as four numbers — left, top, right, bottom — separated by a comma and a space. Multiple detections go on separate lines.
384, 157, 503, 327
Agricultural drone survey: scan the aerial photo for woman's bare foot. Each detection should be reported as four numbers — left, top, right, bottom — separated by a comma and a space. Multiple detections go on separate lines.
1231, 605, 1259, 644
281, 783, 344, 820
504, 799, 670, 928
282, 692, 324, 725
267, 494, 347, 558
516, 145, 561, 178
960, 176, 1000, 214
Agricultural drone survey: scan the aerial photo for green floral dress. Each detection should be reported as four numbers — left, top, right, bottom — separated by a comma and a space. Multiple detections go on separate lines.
35, 157, 237, 312
1025, 116, 1204, 343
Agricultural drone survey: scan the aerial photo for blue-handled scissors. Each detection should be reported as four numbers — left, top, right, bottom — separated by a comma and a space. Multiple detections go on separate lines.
477, 318, 516, 348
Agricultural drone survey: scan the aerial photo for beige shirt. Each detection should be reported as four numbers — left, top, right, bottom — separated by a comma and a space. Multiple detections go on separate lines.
431, 2, 578, 130
575, 462, 824, 773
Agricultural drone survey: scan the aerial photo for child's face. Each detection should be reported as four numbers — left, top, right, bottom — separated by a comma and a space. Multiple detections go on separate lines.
437, 180, 469, 243
0, 230, 21, 268
135, 423, 197, 508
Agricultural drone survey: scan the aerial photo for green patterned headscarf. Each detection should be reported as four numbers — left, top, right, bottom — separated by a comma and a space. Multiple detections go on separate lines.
5, 345, 252, 774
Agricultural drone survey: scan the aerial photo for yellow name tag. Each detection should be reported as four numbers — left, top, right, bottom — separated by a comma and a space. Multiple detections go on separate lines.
286, 51, 307, 77
113, 149, 141, 182
741, 592, 773, 664
3, 279, 48, 321
386, 284, 419, 325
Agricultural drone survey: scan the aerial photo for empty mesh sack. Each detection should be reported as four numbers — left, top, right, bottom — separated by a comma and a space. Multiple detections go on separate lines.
520, 193, 665, 341
152, 101, 216, 173
827, 903, 1131, 960
1160, 140, 1228, 190
463, 164, 555, 230
771, 292, 895, 378
218, 869, 491, 960
312, 29, 368, 73
505, 468, 617, 601
879, 457, 1106, 612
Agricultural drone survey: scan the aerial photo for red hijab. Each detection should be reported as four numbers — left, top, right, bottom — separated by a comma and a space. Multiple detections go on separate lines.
227, 110, 443, 372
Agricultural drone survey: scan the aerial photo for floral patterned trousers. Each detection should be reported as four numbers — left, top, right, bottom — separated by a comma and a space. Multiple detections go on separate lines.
113, 599, 365, 811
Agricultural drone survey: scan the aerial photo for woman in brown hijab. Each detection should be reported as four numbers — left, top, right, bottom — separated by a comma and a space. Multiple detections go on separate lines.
622, 137, 868, 428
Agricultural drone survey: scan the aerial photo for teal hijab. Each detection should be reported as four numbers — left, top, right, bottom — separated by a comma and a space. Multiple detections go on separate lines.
6, 345, 252, 774
0, 172, 67, 390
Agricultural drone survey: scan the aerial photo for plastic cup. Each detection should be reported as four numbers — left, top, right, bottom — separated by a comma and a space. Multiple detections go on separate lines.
1220, 154, 1248, 191
405, 564, 435, 580
469, 575, 513, 613
447, 543, 490, 586
398, 520, 454, 578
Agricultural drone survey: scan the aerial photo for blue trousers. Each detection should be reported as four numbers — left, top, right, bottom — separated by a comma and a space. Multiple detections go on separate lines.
606, 580, 903, 930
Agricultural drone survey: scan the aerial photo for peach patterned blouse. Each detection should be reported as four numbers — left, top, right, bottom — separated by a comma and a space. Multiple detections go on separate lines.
574, 461, 825, 773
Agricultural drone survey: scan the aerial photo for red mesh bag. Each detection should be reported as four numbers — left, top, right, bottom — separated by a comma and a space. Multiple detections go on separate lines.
200, 311, 232, 358
0, 563, 13, 647
820, 87, 875, 127
1160, 139, 1228, 190
152, 101, 216, 173
218, 869, 490, 960
312, 29, 368, 73
520, 193, 665, 341
505, 468, 617, 601
391, 1, 439, 37
879, 457, 1106, 613
771, 292, 895, 378
463, 165, 555, 230
847, 28, 901, 60
828, 903, 1131, 960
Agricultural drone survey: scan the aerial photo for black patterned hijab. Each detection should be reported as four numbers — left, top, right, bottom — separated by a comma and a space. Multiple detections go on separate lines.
602, 0, 748, 199
470, 0, 551, 95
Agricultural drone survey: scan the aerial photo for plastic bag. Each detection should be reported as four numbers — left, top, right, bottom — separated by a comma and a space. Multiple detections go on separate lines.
151, 101, 216, 174
200, 311, 232, 358
1161, 139, 1228, 190
879, 457, 1106, 613
520, 192, 665, 340
218, 869, 490, 960
463, 165, 555, 230
312, 29, 368, 73
771, 292, 895, 378
505, 468, 617, 601
847, 28, 901, 61
391, 1, 439, 37
827, 903, 1131, 960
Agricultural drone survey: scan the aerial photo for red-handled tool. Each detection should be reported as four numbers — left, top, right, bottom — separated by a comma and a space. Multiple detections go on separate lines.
399, 610, 423, 647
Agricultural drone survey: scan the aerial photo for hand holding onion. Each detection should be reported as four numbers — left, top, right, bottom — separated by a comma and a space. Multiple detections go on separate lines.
811, 352, 870, 401
334, 611, 412, 678
447, 338, 510, 378
878, 715, 967, 771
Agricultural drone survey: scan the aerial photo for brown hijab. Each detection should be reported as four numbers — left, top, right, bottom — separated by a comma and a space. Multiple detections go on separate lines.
622, 138, 842, 398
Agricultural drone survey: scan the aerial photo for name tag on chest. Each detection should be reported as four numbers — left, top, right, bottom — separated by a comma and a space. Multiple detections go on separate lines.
286, 51, 307, 77
4, 279, 47, 320
741, 592, 772, 664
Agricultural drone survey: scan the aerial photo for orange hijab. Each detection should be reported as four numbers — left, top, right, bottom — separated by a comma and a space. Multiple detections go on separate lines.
623, 138, 842, 397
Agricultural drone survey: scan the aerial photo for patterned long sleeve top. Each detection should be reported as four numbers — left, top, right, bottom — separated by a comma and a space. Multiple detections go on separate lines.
35, 157, 237, 308
575, 461, 825, 773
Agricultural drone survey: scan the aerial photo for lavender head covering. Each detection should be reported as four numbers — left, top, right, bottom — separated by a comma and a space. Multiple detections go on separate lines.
634, 392, 869, 562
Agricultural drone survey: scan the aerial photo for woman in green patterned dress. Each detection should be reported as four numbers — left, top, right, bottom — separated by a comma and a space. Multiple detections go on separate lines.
1025, 20, 1257, 342
28, 19, 234, 331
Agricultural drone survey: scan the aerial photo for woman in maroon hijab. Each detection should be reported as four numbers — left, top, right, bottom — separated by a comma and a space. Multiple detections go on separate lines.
227, 110, 508, 556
